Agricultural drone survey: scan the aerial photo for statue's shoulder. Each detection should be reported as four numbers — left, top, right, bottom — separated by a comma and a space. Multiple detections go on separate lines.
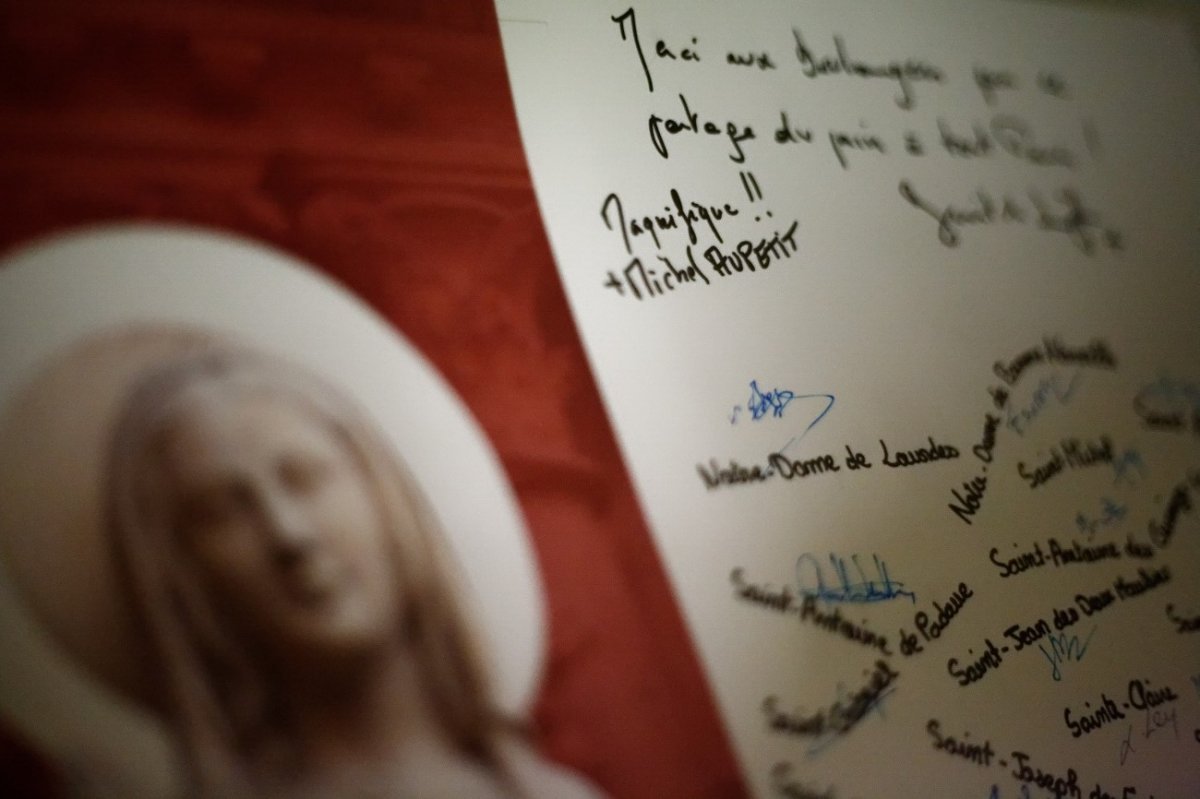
503, 740, 608, 799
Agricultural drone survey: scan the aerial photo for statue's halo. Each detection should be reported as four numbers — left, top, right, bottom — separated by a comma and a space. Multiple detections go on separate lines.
0, 225, 545, 769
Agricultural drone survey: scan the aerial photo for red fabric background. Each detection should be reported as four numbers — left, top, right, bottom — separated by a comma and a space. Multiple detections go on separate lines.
0, 1, 745, 796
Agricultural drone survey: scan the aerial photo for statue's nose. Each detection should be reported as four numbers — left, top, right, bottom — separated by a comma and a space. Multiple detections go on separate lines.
259, 490, 317, 563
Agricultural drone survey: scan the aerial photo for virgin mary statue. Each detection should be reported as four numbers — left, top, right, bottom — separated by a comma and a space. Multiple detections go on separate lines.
97, 342, 600, 799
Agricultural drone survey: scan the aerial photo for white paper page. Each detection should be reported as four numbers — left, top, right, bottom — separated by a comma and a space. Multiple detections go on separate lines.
497, 1, 1200, 796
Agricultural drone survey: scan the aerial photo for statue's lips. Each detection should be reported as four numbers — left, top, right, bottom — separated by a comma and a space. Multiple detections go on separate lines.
280, 556, 342, 606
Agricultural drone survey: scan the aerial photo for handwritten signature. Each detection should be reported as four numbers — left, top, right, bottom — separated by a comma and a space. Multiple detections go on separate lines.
795, 553, 916, 604
731, 380, 835, 454
1134, 375, 1200, 433
1120, 700, 1181, 765
1006, 371, 1081, 436
899, 179, 1121, 254
763, 667, 897, 759
1074, 497, 1127, 542
1136, 375, 1200, 409
807, 671, 897, 756
1036, 626, 1096, 681
1111, 448, 1146, 486
737, 379, 797, 421
732, 380, 819, 420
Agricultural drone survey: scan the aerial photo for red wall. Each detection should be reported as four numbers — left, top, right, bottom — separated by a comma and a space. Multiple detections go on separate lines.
0, 2, 744, 796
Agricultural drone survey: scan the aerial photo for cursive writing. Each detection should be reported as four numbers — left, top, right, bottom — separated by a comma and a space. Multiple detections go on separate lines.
648, 92, 755, 162
1006, 371, 1081, 435
762, 660, 899, 754
1134, 375, 1200, 433
899, 179, 1023, 246
1166, 603, 1200, 633
748, 380, 795, 419
880, 435, 959, 467
899, 180, 1121, 253
601, 187, 739, 255
798, 596, 892, 654
771, 763, 838, 799
792, 29, 943, 109
928, 719, 995, 767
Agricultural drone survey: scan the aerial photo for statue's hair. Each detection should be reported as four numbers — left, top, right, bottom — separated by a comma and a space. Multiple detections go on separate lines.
105, 346, 509, 796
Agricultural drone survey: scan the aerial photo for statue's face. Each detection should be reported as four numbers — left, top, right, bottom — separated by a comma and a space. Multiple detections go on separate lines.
152, 387, 401, 664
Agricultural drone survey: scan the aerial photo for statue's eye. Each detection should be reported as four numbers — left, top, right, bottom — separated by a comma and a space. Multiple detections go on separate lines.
278, 453, 329, 495
178, 481, 254, 534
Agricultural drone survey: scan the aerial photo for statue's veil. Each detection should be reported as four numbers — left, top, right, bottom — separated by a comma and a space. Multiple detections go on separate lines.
105, 342, 509, 796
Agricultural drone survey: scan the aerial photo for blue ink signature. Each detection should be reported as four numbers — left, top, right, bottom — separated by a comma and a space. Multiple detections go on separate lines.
1136, 375, 1200, 411
1037, 626, 1096, 681
731, 380, 835, 429
1006, 371, 1081, 436
748, 380, 796, 420
774, 396, 836, 454
805, 678, 895, 757
1074, 497, 1127, 542
1112, 448, 1146, 486
795, 553, 916, 604
728, 380, 835, 459
731, 380, 794, 423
